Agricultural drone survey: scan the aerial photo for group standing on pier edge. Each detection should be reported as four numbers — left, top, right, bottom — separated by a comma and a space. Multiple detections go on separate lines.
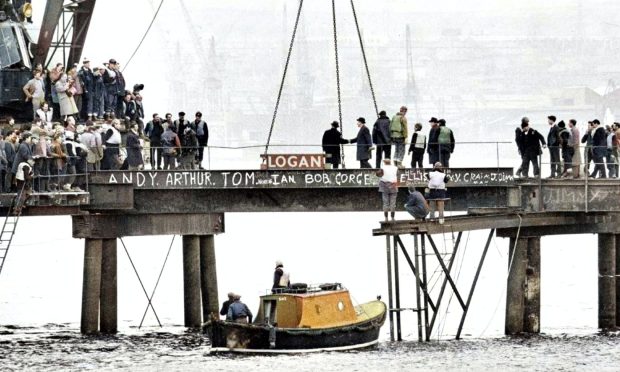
515, 116, 620, 179
321, 106, 456, 170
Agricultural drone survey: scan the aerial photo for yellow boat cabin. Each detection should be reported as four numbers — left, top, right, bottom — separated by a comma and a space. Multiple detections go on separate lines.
255, 284, 362, 329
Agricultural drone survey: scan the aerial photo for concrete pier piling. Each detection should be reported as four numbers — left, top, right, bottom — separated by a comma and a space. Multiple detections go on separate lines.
183, 235, 202, 328
616, 234, 620, 327
505, 237, 527, 334
524, 237, 540, 333
81, 238, 102, 334
200, 235, 219, 321
598, 234, 616, 330
100, 238, 118, 334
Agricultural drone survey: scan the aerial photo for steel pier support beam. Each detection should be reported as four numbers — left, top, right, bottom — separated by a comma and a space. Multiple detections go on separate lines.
524, 237, 540, 333
598, 234, 616, 330
200, 235, 219, 321
505, 237, 527, 334
385, 234, 394, 341
81, 238, 102, 334
100, 238, 118, 334
183, 235, 202, 328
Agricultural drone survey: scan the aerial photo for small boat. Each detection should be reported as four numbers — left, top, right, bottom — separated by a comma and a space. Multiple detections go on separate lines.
204, 283, 386, 353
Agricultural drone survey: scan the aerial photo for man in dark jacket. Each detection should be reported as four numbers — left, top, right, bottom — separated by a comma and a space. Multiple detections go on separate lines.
515, 126, 524, 176
349, 117, 373, 168
547, 115, 561, 178
226, 294, 252, 324
220, 292, 235, 318
427, 117, 440, 165
322, 121, 348, 169
519, 117, 546, 177
144, 113, 164, 170
78, 58, 95, 120
372, 110, 391, 168
437, 119, 455, 168
558, 120, 573, 177
193, 112, 209, 169
591, 119, 607, 178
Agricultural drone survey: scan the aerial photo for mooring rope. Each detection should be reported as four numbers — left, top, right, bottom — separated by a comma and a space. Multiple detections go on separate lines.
138, 235, 177, 328
119, 237, 163, 327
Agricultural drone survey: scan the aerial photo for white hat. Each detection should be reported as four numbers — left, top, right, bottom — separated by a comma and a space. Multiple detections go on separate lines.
275, 260, 283, 267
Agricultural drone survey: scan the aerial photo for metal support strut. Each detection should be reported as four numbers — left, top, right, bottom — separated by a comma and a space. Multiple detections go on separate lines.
383, 228, 493, 342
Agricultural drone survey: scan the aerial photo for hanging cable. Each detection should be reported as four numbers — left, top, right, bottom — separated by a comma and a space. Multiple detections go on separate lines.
331, 0, 345, 168
264, 0, 304, 158
350, 0, 379, 116
123, 0, 165, 72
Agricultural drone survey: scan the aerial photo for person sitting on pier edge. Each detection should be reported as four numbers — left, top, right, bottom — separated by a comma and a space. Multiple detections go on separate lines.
321, 121, 349, 169
372, 110, 391, 168
427, 162, 449, 224
349, 117, 373, 169
405, 185, 430, 221
272, 260, 290, 293
518, 117, 546, 178
220, 292, 235, 318
226, 294, 253, 324
377, 158, 398, 221
408, 123, 426, 169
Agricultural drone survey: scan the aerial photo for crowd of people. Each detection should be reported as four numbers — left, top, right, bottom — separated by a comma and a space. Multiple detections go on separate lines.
22, 58, 142, 123
516, 116, 620, 179
321, 106, 456, 170
1, 57, 213, 194
0, 112, 209, 194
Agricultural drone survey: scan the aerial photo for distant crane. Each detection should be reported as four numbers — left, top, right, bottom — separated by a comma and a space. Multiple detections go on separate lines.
405, 24, 420, 120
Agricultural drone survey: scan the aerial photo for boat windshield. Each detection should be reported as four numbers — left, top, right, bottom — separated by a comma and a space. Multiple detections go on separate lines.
0, 23, 21, 68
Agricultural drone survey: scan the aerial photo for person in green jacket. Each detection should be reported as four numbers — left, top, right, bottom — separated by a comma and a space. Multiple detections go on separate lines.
390, 106, 408, 169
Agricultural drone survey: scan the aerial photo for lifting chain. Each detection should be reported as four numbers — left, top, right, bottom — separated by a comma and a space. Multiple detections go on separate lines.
350, 0, 379, 117
332, 0, 345, 168
263, 0, 304, 158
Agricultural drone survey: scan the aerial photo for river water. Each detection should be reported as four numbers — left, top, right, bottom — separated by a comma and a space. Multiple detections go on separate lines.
1, 213, 618, 371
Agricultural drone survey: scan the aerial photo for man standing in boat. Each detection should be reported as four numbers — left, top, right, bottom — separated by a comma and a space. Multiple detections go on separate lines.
220, 292, 235, 318
226, 294, 253, 324
272, 260, 290, 293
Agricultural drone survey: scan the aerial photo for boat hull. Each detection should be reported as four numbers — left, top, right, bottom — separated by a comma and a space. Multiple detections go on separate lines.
204, 301, 386, 352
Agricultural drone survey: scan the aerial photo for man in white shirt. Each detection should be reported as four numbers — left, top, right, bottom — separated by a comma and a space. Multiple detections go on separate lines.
377, 158, 399, 221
